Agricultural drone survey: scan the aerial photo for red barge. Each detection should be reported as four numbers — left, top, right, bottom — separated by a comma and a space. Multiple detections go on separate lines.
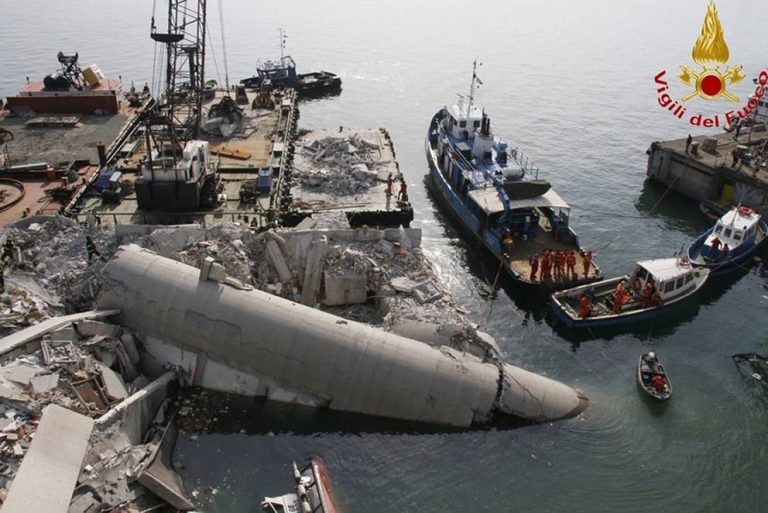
4, 51, 121, 116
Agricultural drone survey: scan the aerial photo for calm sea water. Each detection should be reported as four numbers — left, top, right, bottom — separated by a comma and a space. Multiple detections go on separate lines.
3, 1, 768, 511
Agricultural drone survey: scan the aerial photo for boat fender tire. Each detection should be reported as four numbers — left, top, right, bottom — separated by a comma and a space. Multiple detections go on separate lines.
510, 148, 517, 159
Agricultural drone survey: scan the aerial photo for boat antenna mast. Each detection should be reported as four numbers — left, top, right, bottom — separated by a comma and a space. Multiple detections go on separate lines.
279, 28, 287, 60
467, 60, 482, 117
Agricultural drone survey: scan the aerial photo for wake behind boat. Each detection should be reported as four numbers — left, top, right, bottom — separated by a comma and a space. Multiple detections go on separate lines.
551, 257, 709, 329
687, 205, 767, 273
425, 62, 601, 291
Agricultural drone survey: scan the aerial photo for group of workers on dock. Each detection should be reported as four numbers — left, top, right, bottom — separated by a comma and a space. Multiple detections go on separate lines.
526, 248, 593, 283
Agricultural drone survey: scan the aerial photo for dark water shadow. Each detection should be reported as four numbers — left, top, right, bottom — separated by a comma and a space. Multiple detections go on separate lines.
634, 179, 711, 235
181, 389, 532, 437
297, 85, 342, 103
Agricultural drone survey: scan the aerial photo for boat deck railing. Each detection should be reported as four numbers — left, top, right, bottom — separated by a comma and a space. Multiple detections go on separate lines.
437, 120, 539, 180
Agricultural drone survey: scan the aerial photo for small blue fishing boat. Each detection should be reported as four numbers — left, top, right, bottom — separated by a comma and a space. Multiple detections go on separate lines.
425, 61, 600, 290
687, 206, 767, 272
551, 258, 709, 329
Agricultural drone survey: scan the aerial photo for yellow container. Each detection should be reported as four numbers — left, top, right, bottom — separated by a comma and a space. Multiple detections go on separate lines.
82, 66, 103, 87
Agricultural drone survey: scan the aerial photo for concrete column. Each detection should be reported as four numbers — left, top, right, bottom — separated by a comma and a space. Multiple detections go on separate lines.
302, 235, 327, 306
98, 245, 587, 427
266, 239, 291, 282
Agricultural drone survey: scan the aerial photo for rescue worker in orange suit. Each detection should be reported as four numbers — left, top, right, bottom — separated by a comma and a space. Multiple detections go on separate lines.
709, 237, 721, 257
397, 178, 408, 202
554, 250, 564, 280
578, 293, 593, 318
611, 280, 626, 315
566, 250, 577, 280
640, 281, 655, 309
529, 253, 539, 282
721, 243, 730, 261
540, 250, 552, 281
652, 374, 666, 391
582, 250, 593, 278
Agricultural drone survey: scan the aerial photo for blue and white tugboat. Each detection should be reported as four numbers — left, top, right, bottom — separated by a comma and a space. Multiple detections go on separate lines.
687, 205, 767, 272
425, 61, 601, 290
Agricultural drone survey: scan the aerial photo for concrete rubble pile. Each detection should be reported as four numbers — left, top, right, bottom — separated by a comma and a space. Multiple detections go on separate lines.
296, 134, 393, 195
0, 217, 117, 315
0, 316, 174, 508
143, 224, 254, 286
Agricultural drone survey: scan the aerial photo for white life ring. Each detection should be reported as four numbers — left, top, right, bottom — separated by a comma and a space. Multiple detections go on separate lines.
510, 148, 518, 159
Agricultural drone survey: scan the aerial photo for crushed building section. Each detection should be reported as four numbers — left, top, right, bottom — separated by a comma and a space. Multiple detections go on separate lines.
284, 128, 413, 227
97, 245, 588, 427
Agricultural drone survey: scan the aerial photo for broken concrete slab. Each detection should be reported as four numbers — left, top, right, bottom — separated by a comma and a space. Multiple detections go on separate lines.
2, 404, 94, 513
49, 325, 76, 343
74, 319, 119, 338
323, 273, 367, 306
0, 310, 120, 357
390, 276, 422, 293
412, 281, 442, 303
97, 371, 178, 445
0, 384, 30, 402
30, 373, 59, 394
137, 418, 195, 510
6, 365, 39, 386
97, 362, 128, 402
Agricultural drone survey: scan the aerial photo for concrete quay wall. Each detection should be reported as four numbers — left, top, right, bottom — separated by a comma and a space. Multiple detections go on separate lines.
646, 135, 768, 210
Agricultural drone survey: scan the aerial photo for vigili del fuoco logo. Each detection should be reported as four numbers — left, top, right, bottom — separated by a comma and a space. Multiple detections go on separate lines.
653, 0, 767, 128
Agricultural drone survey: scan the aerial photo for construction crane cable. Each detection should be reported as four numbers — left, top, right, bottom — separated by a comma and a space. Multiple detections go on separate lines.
206, 24, 223, 90
218, 0, 230, 90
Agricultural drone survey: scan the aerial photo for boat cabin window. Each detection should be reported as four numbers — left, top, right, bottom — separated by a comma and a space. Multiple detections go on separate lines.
734, 230, 742, 241
685, 273, 693, 284
676, 276, 684, 289
474, 120, 481, 129
635, 267, 648, 281
724, 228, 732, 238
664, 281, 675, 293
714, 223, 722, 234
459, 120, 467, 128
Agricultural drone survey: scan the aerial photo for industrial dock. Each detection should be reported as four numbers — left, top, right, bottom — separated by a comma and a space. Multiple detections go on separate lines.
647, 130, 768, 210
